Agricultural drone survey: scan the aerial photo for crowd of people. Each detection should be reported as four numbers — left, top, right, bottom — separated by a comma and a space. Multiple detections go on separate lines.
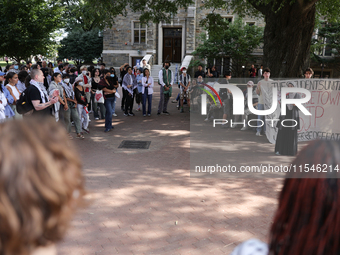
0, 59, 161, 136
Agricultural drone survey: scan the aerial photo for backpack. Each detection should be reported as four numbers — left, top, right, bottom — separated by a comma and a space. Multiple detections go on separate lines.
16, 86, 34, 114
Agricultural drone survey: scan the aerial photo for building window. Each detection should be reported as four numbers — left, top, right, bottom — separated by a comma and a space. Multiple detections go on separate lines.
133, 22, 146, 44
246, 22, 255, 26
222, 17, 233, 23
313, 22, 333, 57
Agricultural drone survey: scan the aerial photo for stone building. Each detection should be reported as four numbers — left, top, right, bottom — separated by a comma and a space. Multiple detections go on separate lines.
102, 1, 264, 78
102, 2, 340, 78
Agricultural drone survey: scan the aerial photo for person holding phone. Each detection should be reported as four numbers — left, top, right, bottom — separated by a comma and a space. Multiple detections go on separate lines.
27, 69, 58, 116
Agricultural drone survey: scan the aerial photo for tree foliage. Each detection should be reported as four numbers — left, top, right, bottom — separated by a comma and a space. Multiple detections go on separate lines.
194, 16, 263, 77
0, 0, 63, 63
58, 29, 103, 64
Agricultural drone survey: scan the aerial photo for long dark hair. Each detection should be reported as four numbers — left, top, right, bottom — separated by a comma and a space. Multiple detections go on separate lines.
269, 140, 340, 255
4, 72, 17, 86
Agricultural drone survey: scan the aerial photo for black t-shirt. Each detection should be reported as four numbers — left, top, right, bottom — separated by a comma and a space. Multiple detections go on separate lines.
91, 77, 99, 91
27, 86, 51, 116
194, 70, 206, 78
97, 77, 117, 98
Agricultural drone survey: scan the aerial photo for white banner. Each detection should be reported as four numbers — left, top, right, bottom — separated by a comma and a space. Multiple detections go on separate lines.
262, 79, 340, 143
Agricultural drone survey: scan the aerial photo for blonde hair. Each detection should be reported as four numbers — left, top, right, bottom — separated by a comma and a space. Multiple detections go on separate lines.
0, 118, 85, 255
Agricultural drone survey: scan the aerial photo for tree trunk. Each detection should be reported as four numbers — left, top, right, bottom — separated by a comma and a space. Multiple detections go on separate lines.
251, 1, 317, 78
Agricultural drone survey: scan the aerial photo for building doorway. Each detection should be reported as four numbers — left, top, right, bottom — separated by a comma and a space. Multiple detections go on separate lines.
163, 28, 182, 63
131, 57, 143, 68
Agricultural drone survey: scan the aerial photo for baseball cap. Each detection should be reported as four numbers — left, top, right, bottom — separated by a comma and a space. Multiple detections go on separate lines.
0, 71, 5, 76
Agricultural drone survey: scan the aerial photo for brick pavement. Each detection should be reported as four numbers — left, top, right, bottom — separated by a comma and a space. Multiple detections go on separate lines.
57, 85, 298, 255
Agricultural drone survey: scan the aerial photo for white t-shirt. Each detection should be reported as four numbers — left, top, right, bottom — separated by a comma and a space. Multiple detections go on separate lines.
179, 74, 191, 92
257, 79, 273, 104
6, 84, 20, 100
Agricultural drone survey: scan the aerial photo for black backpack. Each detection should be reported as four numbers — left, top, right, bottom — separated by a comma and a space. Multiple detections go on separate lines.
16, 86, 34, 114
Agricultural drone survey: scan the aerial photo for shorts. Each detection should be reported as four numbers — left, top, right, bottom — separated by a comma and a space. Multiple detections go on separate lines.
180, 90, 189, 100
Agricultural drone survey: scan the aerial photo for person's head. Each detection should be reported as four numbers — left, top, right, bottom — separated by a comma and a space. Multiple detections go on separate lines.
63, 73, 70, 84
30, 69, 44, 83
31, 64, 40, 70
224, 70, 232, 79
181, 67, 187, 74
53, 72, 62, 83
73, 76, 83, 87
142, 59, 146, 65
48, 62, 53, 68
13, 63, 19, 70
143, 68, 150, 77
102, 69, 111, 80
18, 70, 28, 83
263, 67, 271, 79
5, 72, 18, 85
58, 64, 64, 71
80, 66, 87, 75
42, 61, 47, 68
8, 64, 14, 70
287, 82, 295, 88
304, 68, 314, 79
211, 66, 216, 71
92, 68, 100, 77
251, 64, 254, 68
198, 65, 203, 71
0, 118, 85, 255
163, 62, 171, 69
0, 71, 5, 83
246, 80, 254, 87
197, 75, 203, 83
100, 63, 106, 70
26, 61, 32, 68
5, 64, 11, 71
109, 67, 115, 74
127, 66, 133, 74
20, 65, 28, 71
57, 59, 62, 65
269, 140, 340, 255
64, 62, 69, 69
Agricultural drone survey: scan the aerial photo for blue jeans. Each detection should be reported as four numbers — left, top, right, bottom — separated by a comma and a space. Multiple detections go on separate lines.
104, 97, 115, 130
142, 89, 152, 115
257, 104, 266, 133
112, 96, 116, 114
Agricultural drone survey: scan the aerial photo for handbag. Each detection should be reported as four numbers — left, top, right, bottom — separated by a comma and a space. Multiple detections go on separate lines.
95, 90, 104, 103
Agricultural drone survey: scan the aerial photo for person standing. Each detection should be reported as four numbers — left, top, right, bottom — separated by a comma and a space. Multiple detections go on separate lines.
48, 73, 68, 123
304, 68, 313, 78
62, 74, 84, 139
78, 66, 92, 112
122, 66, 137, 116
91, 68, 105, 120
120, 63, 129, 111
74, 77, 90, 134
141, 68, 154, 116
274, 82, 300, 156
157, 61, 173, 115
5, 72, 21, 118
0, 72, 14, 119
98, 70, 117, 132
255, 67, 273, 136
179, 67, 191, 113
249, 64, 256, 78
141, 59, 151, 72
135, 68, 143, 111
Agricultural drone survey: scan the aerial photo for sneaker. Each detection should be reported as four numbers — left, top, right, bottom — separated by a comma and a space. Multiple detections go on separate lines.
163, 111, 170, 115
136, 107, 141, 111
143, 114, 146, 117
204, 118, 209, 121
124, 113, 129, 117
256, 131, 262, 136
104, 128, 112, 133
275, 151, 281, 155
76, 134, 85, 139
171, 100, 177, 103
128, 112, 135, 116
230, 125, 236, 129
95, 117, 99, 120
180, 108, 184, 113
241, 126, 249, 131
148, 114, 151, 117
157, 112, 161, 115
82, 128, 90, 134
112, 113, 117, 117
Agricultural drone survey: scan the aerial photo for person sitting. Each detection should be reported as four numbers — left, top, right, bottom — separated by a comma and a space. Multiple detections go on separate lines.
0, 118, 85, 255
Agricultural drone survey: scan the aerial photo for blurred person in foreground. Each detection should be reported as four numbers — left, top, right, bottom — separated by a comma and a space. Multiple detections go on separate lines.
231, 139, 340, 255
0, 118, 85, 255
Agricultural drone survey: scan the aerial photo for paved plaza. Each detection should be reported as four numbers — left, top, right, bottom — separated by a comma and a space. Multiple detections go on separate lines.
57, 86, 298, 254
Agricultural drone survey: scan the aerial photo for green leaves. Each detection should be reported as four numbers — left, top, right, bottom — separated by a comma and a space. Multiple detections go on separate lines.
58, 29, 103, 63
0, 0, 64, 62
194, 16, 263, 76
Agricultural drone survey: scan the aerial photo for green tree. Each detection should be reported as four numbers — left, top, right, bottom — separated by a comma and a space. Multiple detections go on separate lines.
58, 29, 103, 64
194, 16, 263, 77
0, 0, 63, 63
201, 0, 340, 77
